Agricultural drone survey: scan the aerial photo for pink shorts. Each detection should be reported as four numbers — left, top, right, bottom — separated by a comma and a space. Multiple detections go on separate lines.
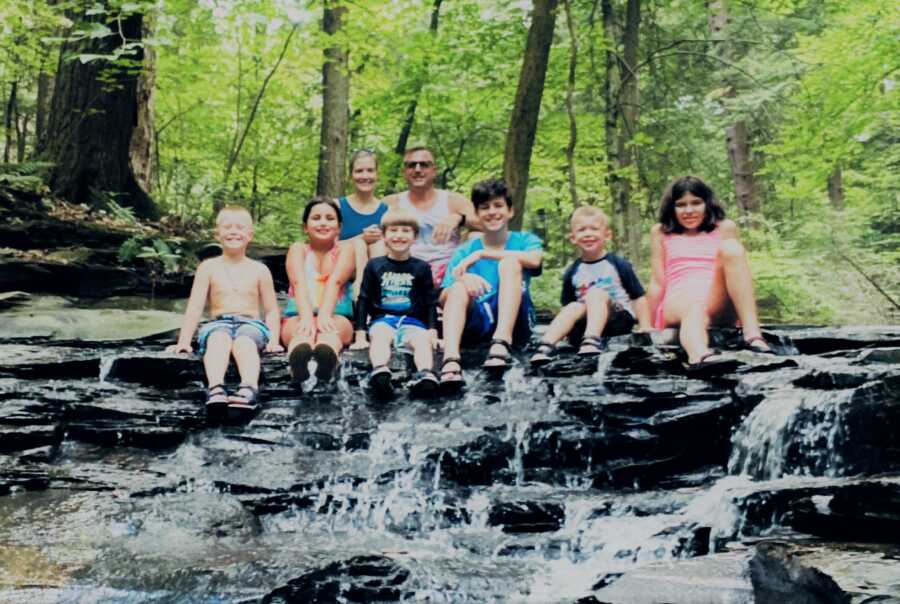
429, 261, 449, 289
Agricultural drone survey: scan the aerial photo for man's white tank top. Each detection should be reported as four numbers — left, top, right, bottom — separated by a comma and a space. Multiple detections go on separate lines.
398, 189, 461, 265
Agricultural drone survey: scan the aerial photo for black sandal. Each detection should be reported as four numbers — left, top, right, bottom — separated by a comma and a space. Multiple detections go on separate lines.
530, 342, 557, 367
409, 369, 439, 399
578, 336, 607, 357
483, 338, 512, 370
439, 356, 465, 393
683, 351, 739, 377
368, 364, 393, 400
226, 384, 260, 423
205, 384, 229, 418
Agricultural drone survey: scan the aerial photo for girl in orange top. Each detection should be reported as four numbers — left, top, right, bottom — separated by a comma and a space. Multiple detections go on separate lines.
282, 198, 355, 384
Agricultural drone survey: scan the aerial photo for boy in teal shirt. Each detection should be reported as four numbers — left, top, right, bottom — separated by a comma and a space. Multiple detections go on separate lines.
439, 178, 543, 390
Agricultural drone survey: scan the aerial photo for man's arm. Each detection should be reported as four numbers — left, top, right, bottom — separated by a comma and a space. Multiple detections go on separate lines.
447, 191, 481, 232
258, 264, 284, 353
167, 261, 211, 353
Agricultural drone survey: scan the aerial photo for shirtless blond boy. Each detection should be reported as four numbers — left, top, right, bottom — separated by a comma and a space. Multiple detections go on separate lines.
167, 206, 283, 413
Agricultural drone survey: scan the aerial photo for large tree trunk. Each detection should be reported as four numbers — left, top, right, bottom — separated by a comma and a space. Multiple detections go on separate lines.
40, 5, 157, 219
709, 0, 760, 217
563, 0, 579, 208
388, 0, 443, 192
316, 0, 350, 198
36, 71, 53, 150
503, 0, 559, 231
604, 0, 641, 261
130, 16, 155, 194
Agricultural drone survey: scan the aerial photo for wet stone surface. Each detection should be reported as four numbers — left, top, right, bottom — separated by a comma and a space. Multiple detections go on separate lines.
1, 319, 900, 602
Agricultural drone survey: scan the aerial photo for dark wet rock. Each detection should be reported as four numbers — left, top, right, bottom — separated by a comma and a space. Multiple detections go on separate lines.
488, 501, 564, 534
0, 422, 62, 453
0, 467, 51, 494
750, 542, 850, 604
730, 372, 900, 479
0, 345, 101, 379
773, 326, 900, 355
856, 347, 900, 365
262, 555, 411, 603
789, 482, 900, 543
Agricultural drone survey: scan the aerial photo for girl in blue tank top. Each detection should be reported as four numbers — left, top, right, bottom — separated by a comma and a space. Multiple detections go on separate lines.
340, 150, 387, 299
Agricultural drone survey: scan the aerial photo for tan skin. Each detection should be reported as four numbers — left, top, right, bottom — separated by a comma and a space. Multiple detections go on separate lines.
342, 153, 386, 298
349, 224, 439, 373
281, 203, 355, 355
440, 197, 543, 375
649, 192, 768, 363
167, 210, 283, 390
533, 214, 651, 356
382, 149, 482, 242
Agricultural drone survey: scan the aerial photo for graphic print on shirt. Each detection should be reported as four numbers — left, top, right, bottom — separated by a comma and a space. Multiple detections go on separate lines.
379, 271, 415, 312
571, 260, 633, 311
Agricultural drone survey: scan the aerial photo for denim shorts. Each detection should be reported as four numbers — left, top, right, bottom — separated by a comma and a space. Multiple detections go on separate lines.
197, 314, 270, 353
370, 315, 428, 350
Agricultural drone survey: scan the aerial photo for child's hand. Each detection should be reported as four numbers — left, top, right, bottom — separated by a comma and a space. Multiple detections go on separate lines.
427, 329, 440, 350
166, 343, 192, 354
362, 225, 382, 244
317, 313, 338, 333
460, 274, 491, 298
265, 341, 285, 354
296, 316, 316, 338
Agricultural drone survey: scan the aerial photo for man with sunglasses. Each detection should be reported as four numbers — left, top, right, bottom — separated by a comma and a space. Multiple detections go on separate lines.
384, 146, 480, 287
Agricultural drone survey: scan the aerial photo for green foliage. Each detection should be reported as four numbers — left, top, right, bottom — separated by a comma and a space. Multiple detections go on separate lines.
0, 162, 51, 194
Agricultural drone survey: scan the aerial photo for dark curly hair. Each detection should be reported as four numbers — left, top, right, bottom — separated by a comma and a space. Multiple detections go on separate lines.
658, 176, 726, 234
471, 178, 512, 209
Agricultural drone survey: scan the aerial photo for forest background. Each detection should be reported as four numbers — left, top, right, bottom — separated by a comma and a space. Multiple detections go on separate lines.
1, 0, 897, 324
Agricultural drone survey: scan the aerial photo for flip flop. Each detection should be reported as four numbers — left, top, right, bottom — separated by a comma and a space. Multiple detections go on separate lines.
529, 342, 558, 368
289, 343, 312, 386
683, 351, 739, 377
313, 344, 338, 382
743, 335, 775, 354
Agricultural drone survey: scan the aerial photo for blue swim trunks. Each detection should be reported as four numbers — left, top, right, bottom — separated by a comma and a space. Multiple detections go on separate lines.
197, 314, 270, 353
369, 315, 427, 349
462, 288, 534, 347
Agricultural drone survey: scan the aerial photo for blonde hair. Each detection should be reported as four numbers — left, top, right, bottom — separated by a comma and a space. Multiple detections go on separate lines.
380, 208, 420, 236
216, 205, 253, 226
569, 205, 609, 229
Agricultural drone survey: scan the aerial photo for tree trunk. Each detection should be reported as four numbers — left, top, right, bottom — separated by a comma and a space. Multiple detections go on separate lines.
827, 162, 844, 211
709, 0, 760, 217
316, 0, 350, 198
605, 0, 641, 261
4, 82, 16, 164
563, 0, 579, 208
602, 0, 619, 207
41, 5, 157, 219
36, 71, 53, 151
130, 16, 155, 195
388, 0, 443, 192
503, 0, 560, 231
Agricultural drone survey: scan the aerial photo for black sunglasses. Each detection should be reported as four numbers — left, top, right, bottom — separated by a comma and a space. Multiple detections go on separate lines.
404, 160, 434, 169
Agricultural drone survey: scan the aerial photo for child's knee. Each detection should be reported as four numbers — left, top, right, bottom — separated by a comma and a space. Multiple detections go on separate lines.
447, 281, 471, 302
498, 256, 522, 277
718, 239, 745, 260
232, 335, 260, 353
584, 288, 610, 305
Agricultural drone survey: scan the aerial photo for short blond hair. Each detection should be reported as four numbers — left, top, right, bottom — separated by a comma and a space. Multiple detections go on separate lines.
380, 208, 420, 236
216, 205, 253, 226
569, 205, 609, 230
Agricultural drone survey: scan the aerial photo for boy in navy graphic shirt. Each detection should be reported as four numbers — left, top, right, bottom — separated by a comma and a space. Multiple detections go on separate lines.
530, 206, 651, 367
353, 209, 439, 398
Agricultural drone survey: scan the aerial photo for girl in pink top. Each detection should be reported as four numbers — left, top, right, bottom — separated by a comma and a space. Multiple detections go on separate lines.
649, 176, 771, 371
